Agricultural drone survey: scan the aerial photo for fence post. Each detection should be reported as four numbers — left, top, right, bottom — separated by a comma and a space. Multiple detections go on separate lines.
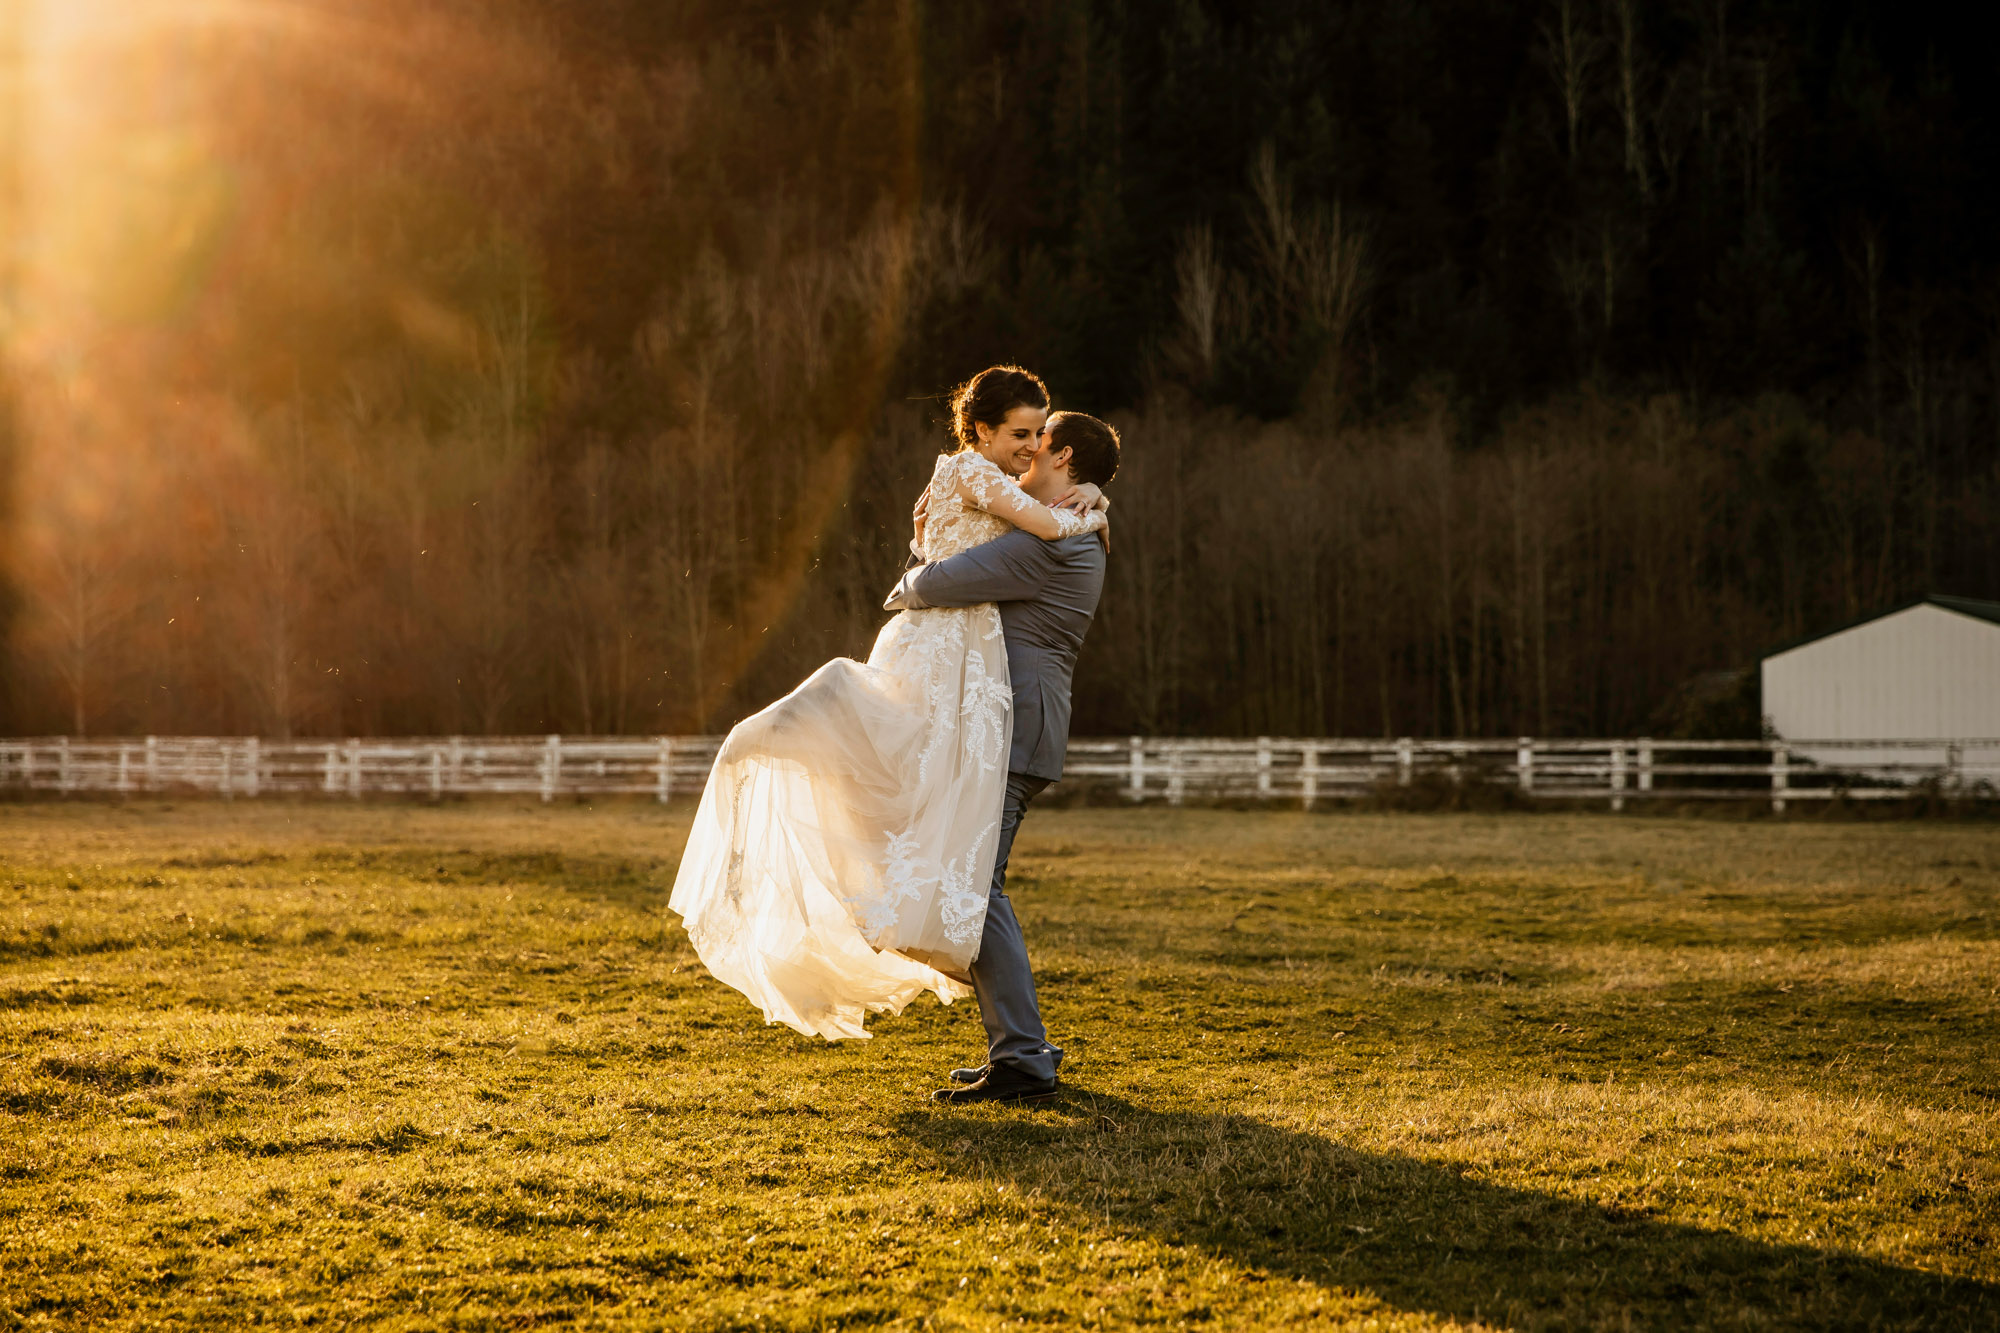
1257, 736, 1272, 799
245, 737, 261, 798
1166, 743, 1186, 807
1516, 737, 1534, 794
323, 745, 338, 794
220, 743, 234, 801
429, 746, 443, 801
346, 739, 362, 799
1127, 736, 1145, 801
542, 734, 561, 803
58, 737, 72, 795
1638, 737, 1653, 792
1610, 743, 1626, 812
448, 736, 465, 793
656, 737, 674, 802
145, 736, 159, 793
1302, 744, 1320, 811
1771, 744, 1788, 816
1946, 742, 1963, 796
1397, 738, 1414, 787
117, 745, 131, 796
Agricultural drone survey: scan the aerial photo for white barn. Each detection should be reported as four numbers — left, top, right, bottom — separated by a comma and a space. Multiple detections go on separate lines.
1761, 594, 2000, 769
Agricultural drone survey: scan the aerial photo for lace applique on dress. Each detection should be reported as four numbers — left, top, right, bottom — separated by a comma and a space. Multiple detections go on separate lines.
904, 613, 967, 787
938, 819, 998, 946
865, 832, 936, 942
960, 646, 1013, 772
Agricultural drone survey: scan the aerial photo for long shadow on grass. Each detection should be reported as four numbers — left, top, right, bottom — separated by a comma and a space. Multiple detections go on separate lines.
895, 1092, 1996, 1330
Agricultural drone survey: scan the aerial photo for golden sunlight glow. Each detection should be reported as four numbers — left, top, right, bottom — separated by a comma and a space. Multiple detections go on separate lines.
6, 2, 301, 669
2, 0, 495, 732
15, 1, 286, 343
1, 0, 921, 735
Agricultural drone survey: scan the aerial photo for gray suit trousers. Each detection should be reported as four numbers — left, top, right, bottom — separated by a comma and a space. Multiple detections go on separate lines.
967, 771, 1063, 1082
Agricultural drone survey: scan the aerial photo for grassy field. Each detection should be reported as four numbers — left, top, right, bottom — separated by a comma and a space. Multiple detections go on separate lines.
1, 800, 1996, 1331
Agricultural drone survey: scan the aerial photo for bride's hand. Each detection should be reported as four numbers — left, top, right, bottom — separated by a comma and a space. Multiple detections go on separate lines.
911, 488, 930, 552
1051, 482, 1103, 514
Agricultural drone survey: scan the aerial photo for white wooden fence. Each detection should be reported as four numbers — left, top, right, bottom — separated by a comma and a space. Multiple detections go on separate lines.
0, 736, 720, 804
2, 736, 1996, 811
1063, 737, 2000, 811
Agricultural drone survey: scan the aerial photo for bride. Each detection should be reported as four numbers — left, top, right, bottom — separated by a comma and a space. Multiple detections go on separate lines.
669, 366, 1108, 1040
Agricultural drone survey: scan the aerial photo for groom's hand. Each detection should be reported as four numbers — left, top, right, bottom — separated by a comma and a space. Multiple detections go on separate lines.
884, 563, 929, 610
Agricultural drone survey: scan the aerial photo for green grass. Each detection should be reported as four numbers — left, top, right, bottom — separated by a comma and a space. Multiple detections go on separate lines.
1, 800, 1996, 1331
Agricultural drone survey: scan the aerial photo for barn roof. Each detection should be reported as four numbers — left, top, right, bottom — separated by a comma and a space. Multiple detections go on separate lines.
1763, 593, 2000, 660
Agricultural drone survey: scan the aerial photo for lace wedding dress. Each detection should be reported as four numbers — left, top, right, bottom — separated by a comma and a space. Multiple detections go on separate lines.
669, 449, 1104, 1040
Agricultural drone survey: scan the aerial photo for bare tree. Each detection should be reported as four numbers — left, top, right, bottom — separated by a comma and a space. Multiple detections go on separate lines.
17, 408, 131, 735
1541, 0, 1602, 164
1297, 200, 1371, 405
1609, 0, 1652, 201
39, 542, 121, 736
1246, 142, 1300, 344
1171, 224, 1223, 383
225, 453, 320, 740
1842, 218, 1887, 437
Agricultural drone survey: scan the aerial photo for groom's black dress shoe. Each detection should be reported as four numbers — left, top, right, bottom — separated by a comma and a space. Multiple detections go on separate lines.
948, 1064, 988, 1084
931, 1063, 1058, 1106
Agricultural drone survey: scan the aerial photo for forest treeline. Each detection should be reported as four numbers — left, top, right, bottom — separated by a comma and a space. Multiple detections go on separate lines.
4, 0, 1996, 739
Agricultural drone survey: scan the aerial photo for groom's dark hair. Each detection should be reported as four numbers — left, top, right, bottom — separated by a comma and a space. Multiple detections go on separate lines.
1047, 411, 1120, 487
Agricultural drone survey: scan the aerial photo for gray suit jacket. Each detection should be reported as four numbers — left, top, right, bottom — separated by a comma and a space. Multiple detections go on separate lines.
884, 529, 1105, 782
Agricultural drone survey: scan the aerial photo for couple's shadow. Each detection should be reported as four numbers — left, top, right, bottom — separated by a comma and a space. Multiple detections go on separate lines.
894, 1090, 1995, 1330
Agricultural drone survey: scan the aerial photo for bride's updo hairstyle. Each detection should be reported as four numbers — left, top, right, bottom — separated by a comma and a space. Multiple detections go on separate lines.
1045, 411, 1121, 487
948, 365, 1050, 449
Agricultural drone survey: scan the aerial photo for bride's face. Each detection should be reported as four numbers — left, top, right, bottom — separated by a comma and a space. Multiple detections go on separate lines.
974, 405, 1049, 476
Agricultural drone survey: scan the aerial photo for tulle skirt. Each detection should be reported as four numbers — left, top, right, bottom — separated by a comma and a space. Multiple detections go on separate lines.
668, 602, 1012, 1040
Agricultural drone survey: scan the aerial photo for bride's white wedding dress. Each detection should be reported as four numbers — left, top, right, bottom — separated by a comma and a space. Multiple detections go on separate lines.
670, 448, 1104, 1040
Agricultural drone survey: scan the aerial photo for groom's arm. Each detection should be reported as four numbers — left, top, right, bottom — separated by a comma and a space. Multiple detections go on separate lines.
883, 529, 1057, 610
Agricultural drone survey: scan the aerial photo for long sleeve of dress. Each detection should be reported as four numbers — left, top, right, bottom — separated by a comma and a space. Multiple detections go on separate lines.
952, 453, 1107, 541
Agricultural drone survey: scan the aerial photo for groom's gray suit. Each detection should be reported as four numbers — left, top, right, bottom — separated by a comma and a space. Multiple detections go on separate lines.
884, 527, 1106, 1082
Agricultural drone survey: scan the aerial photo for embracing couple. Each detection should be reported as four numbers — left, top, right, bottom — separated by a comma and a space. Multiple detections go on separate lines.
669, 365, 1119, 1106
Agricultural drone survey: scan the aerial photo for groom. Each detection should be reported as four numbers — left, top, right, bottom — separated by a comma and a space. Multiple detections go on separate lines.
884, 410, 1122, 1106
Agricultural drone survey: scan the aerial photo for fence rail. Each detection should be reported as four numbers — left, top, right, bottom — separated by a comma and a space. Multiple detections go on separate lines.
3, 735, 1997, 811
